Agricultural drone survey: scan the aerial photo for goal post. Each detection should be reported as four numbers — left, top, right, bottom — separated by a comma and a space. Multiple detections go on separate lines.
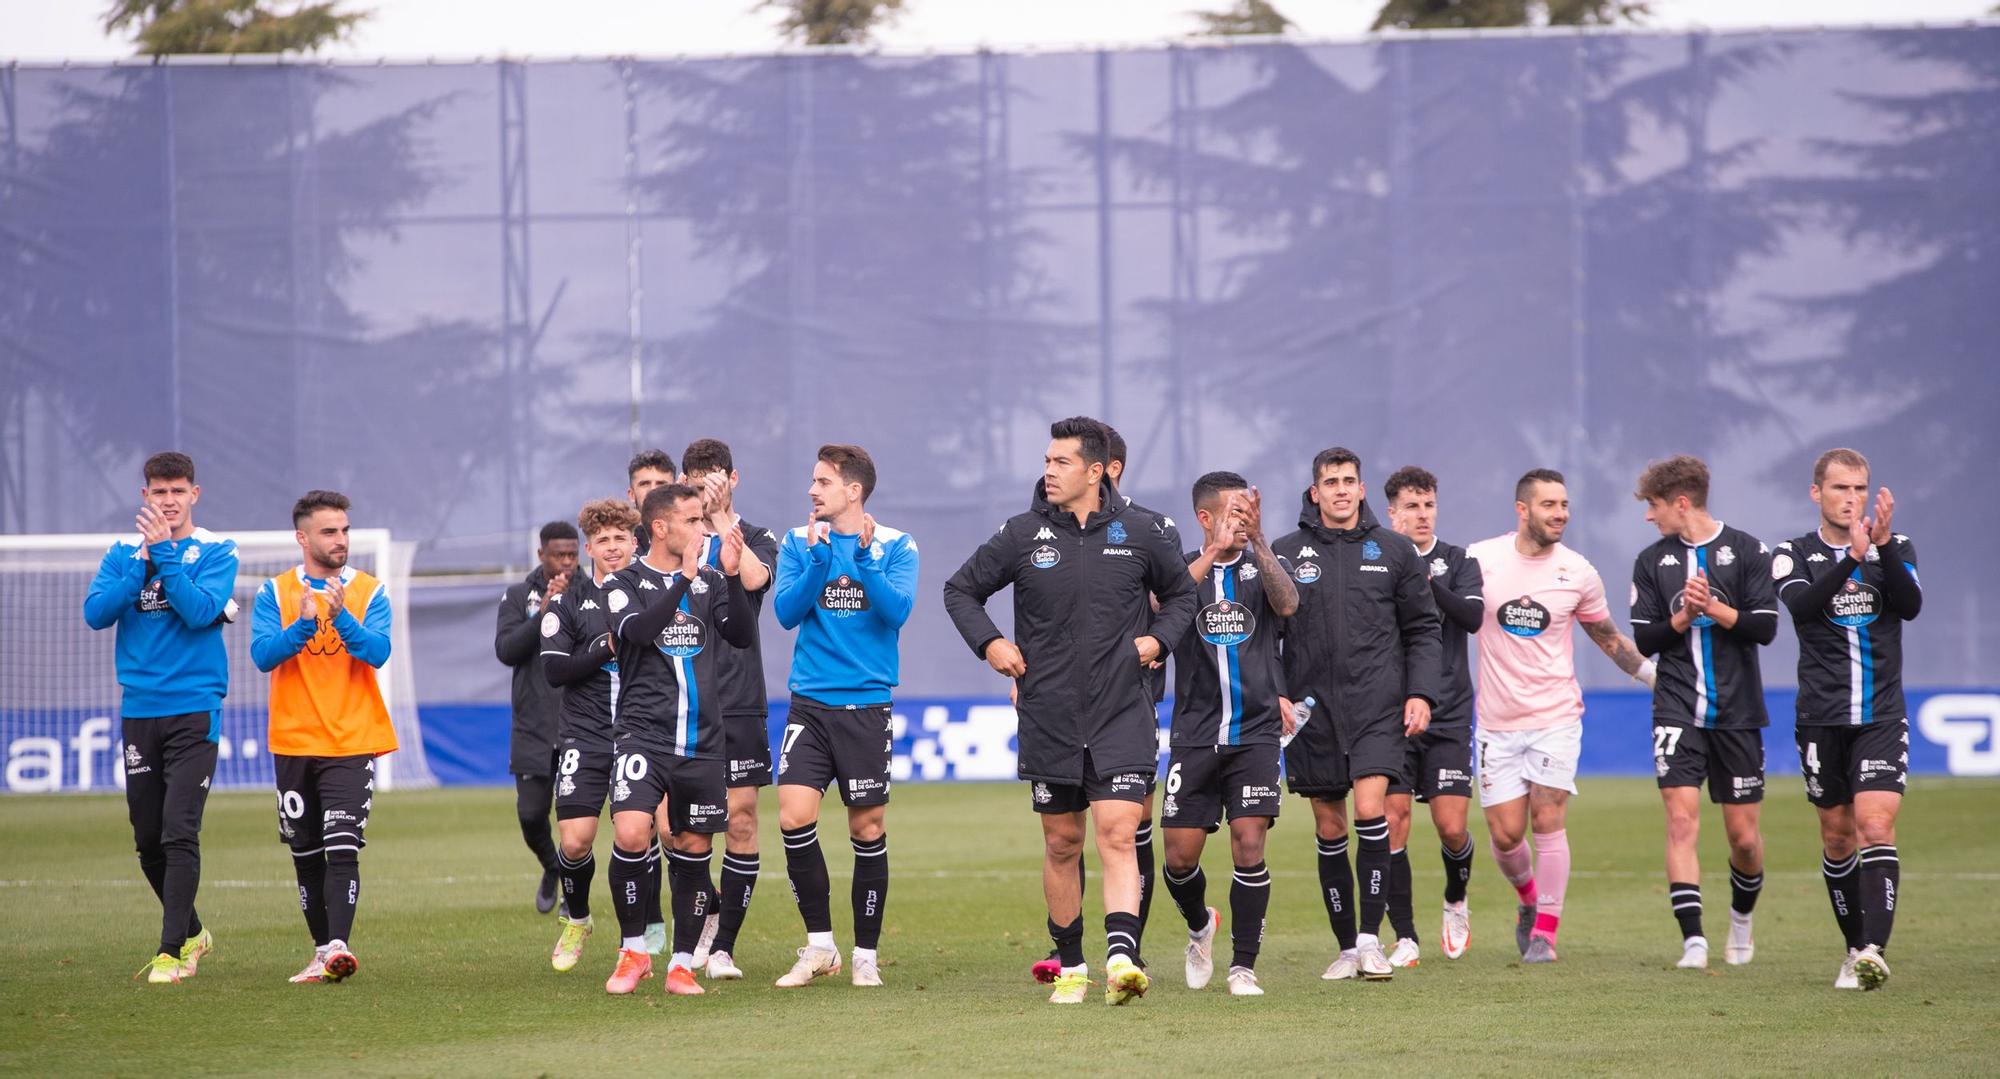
0, 528, 436, 793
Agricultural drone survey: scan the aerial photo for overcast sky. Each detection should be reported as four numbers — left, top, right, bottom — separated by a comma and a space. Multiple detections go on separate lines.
1, 0, 1991, 61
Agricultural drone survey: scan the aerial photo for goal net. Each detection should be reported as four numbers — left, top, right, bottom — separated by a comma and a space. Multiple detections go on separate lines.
0, 529, 435, 793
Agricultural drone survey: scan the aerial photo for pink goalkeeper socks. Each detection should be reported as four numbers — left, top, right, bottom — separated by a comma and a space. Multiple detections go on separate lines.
1531, 829, 1569, 940
1492, 838, 1536, 905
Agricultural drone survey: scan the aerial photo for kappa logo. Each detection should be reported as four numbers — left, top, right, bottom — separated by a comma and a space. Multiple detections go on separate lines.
1717, 545, 1736, 567
1299, 546, 1318, 558
580, 599, 599, 610
638, 578, 658, 590
1034, 527, 1055, 541
1361, 539, 1381, 561
1660, 553, 1680, 566
1107, 521, 1128, 545
1807, 552, 1828, 563
199, 776, 209, 789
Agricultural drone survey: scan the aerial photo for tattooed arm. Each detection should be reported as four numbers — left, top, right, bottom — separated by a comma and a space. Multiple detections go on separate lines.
1582, 615, 1656, 688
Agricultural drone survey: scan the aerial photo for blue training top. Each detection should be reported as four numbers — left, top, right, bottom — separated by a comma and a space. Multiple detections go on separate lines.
83, 529, 239, 727
772, 523, 918, 706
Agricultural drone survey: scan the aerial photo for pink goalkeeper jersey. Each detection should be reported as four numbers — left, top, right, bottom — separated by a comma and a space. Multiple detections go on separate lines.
1468, 534, 1610, 732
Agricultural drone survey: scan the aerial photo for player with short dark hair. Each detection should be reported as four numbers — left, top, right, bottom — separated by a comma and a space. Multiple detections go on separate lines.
1023, 418, 1184, 983
628, 449, 676, 558
1381, 465, 1485, 964
539, 499, 640, 974
495, 520, 580, 916
1774, 448, 1919, 990
678, 438, 778, 979
1158, 471, 1297, 997
251, 489, 397, 984
944, 417, 1198, 1005
618, 450, 676, 948
1270, 448, 1441, 981
1469, 470, 1654, 966
1630, 455, 1778, 970
770, 443, 918, 989
599, 485, 755, 996
85, 451, 239, 984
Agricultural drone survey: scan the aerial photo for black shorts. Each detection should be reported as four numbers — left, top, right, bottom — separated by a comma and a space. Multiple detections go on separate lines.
1283, 702, 1351, 799
1654, 722, 1765, 804
724, 712, 773, 789
1796, 719, 1908, 809
1337, 716, 1407, 785
273, 754, 376, 854
1390, 725, 1476, 801
609, 745, 729, 835
776, 696, 892, 807
1030, 750, 1153, 815
1160, 744, 1282, 830
554, 740, 616, 821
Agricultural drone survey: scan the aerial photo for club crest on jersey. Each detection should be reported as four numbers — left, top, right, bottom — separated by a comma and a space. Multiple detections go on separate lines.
1031, 545, 1061, 570
690, 575, 709, 595
656, 610, 707, 657
1499, 596, 1551, 637
1431, 557, 1449, 579
541, 611, 561, 637
1294, 562, 1321, 584
1107, 521, 1128, 545
182, 544, 202, 564
1239, 561, 1258, 581
1826, 579, 1881, 628
1361, 540, 1381, 561
820, 574, 869, 613
1198, 600, 1255, 647
1716, 545, 1735, 567
1033, 782, 1052, 805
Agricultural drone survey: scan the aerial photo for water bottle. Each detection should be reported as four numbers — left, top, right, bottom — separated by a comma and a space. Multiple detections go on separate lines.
1281, 695, 1316, 748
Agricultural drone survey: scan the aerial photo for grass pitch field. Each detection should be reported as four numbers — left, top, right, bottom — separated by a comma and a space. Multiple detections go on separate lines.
3, 778, 1997, 1076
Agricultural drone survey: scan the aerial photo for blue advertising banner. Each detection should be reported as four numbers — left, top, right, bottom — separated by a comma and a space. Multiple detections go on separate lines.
397, 687, 2000, 791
